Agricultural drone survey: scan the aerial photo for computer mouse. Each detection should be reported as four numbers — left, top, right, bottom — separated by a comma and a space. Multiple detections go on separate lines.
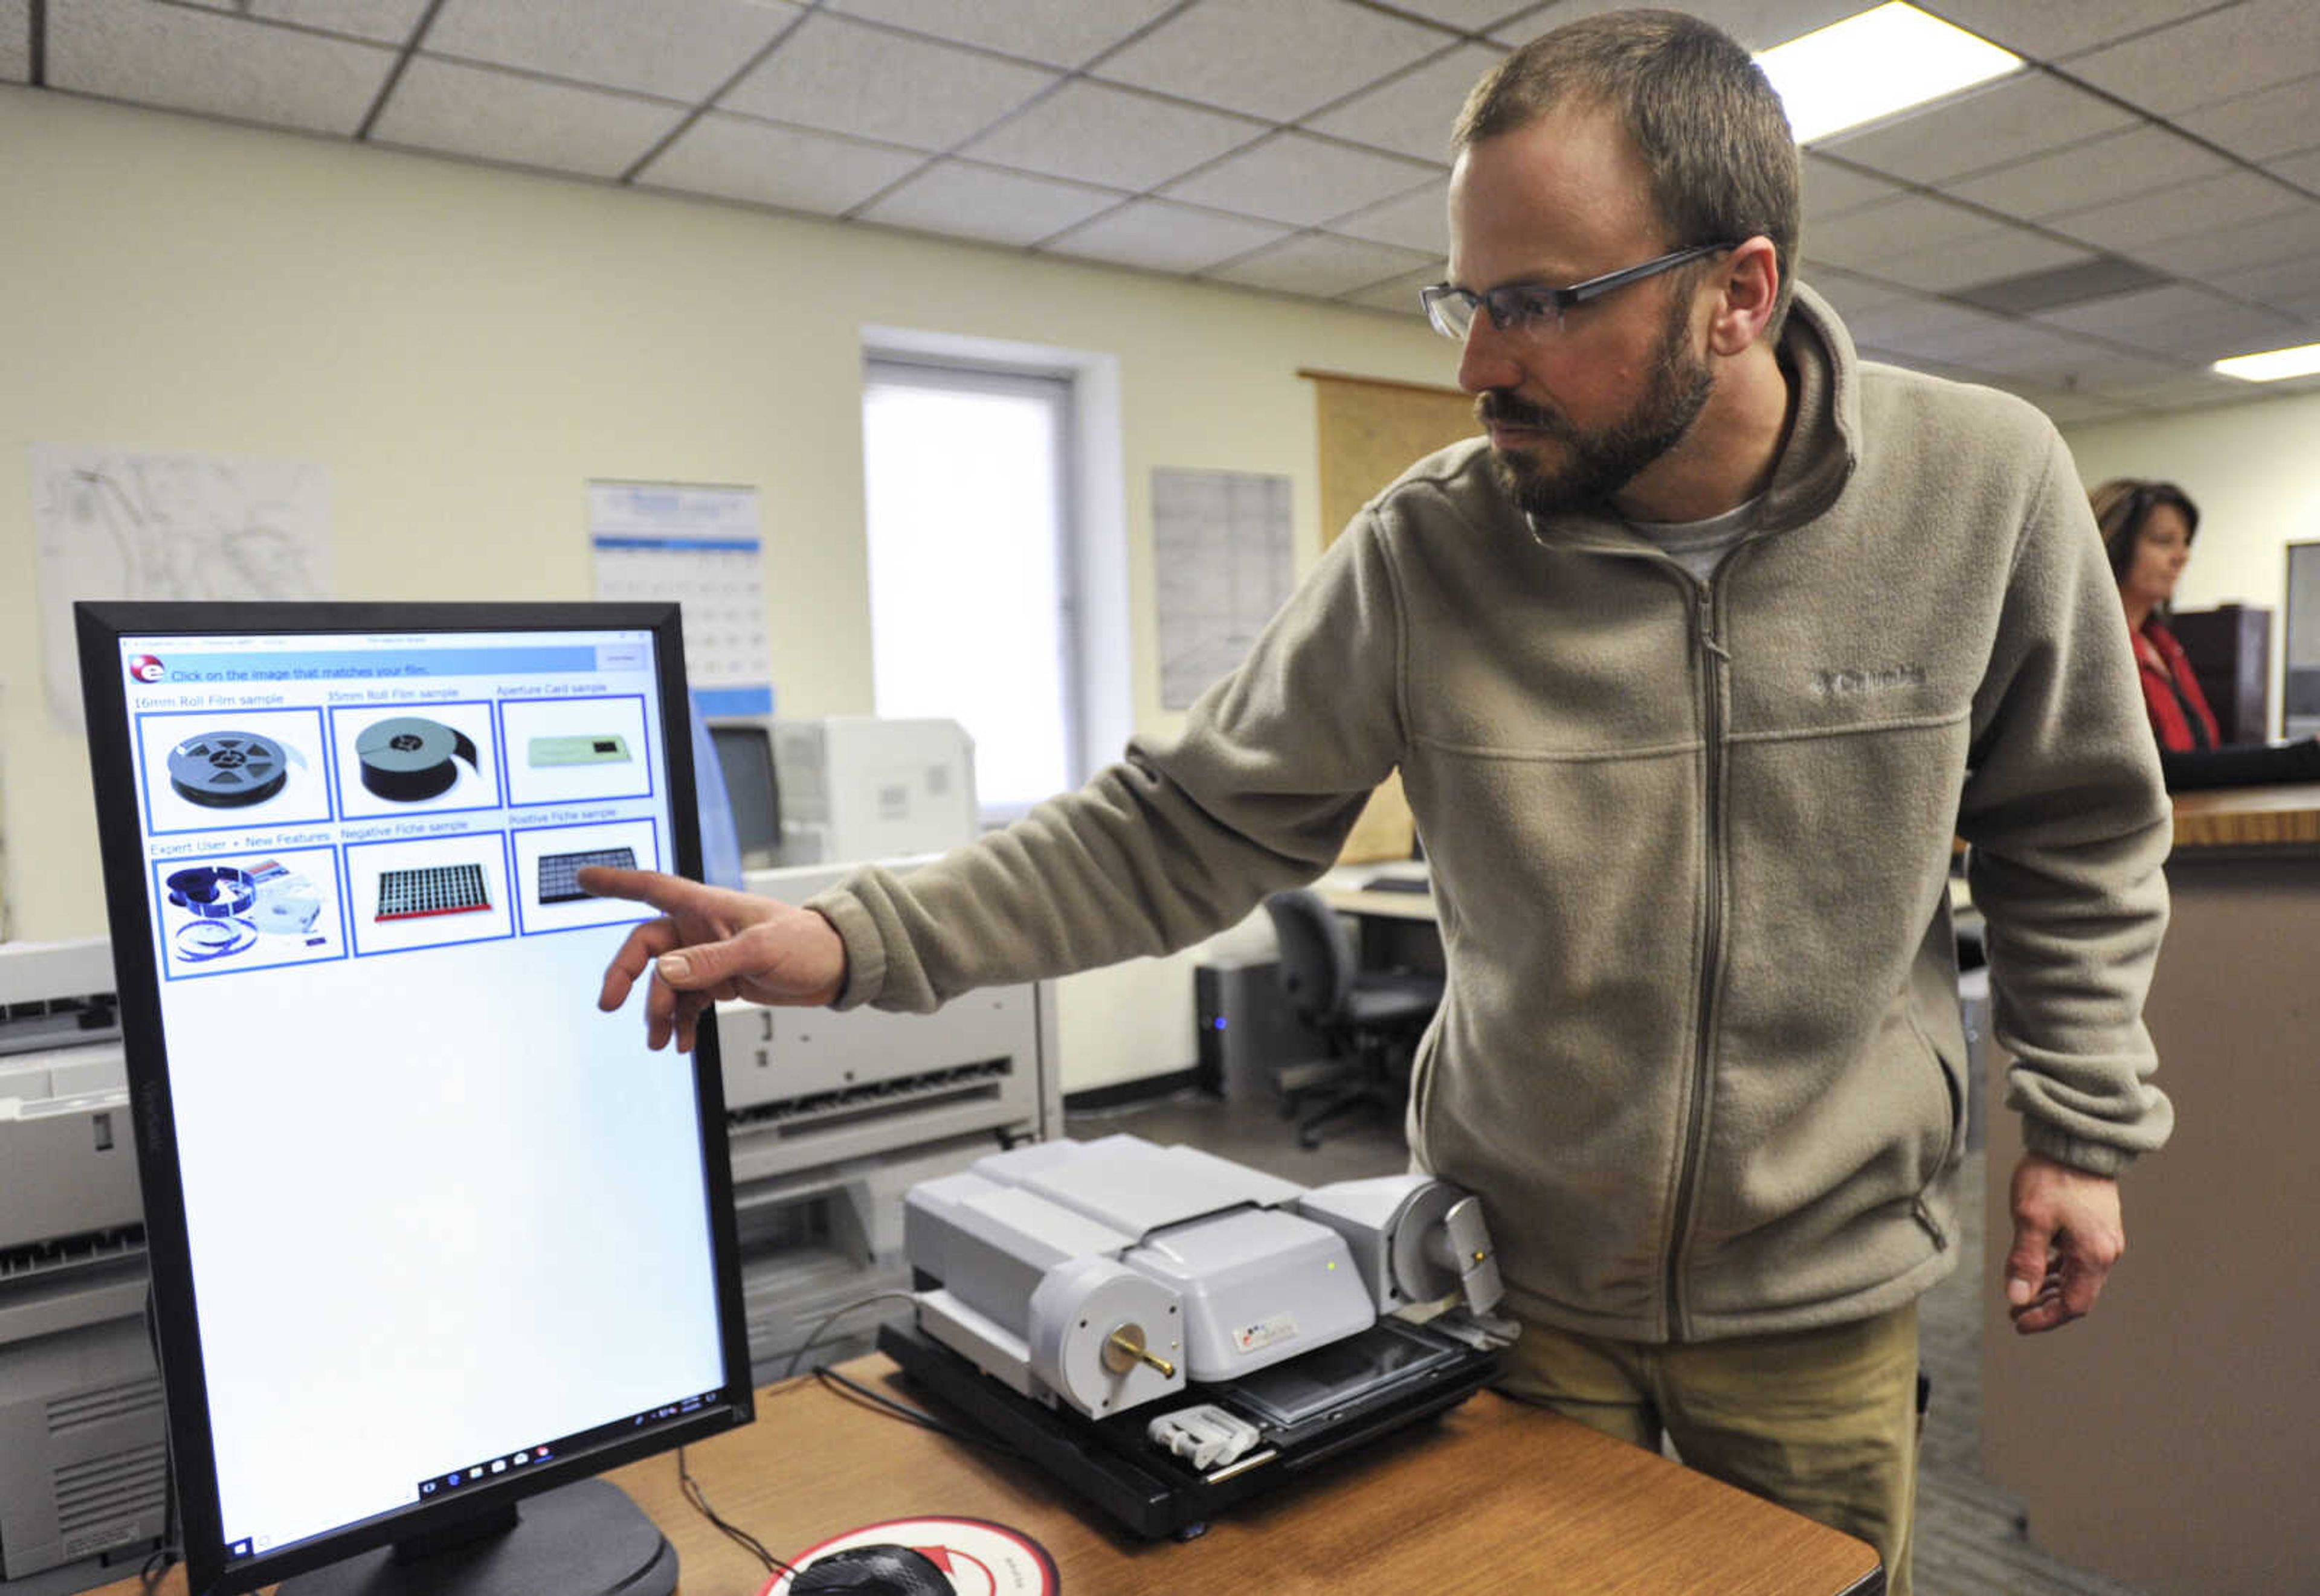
788, 1543, 954, 1595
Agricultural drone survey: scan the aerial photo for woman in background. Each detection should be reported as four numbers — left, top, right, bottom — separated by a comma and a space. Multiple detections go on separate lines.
2094, 478, 2320, 790
2094, 478, 2220, 753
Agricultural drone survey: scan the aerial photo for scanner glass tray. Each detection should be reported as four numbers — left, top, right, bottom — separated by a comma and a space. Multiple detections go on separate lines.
1202, 1318, 1470, 1447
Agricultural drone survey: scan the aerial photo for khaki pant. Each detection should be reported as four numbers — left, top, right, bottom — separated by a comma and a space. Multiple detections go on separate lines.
1495, 1302, 1921, 1595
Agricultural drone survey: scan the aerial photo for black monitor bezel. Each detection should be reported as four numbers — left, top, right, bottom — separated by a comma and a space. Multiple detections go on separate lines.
76, 600, 756, 1595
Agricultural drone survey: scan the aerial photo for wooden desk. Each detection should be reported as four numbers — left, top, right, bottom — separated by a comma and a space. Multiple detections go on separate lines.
103, 1355, 1880, 1595
1316, 883, 1439, 922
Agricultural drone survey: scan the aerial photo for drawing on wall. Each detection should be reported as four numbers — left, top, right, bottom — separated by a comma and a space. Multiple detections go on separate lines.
1153, 468, 1295, 711
31, 445, 333, 733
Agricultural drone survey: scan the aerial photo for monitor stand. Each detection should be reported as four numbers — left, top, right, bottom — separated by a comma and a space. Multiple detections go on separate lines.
279, 1479, 677, 1595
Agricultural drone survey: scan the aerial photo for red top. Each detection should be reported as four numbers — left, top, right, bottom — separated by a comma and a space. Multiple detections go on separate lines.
2134, 619, 2221, 753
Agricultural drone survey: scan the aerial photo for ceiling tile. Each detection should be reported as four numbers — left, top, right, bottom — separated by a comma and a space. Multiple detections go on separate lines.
1, 0, 26, 82
1385, 0, 1533, 28
2065, 0, 2320, 115
2203, 255, 2320, 320
424, 0, 802, 104
1837, 294, 2019, 355
1800, 155, 1907, 222
720, 11, 1059, 152
1490, 0, 1863, 52
1040, 198, 1294, 273
1813, 74, 2135, 185
1301, 43, 1501, 162
2104, 370, 2296, 412
637, 112, 926, 215
959, 80, 1265, 192
2131, 204, 2320, 278
1342, 262, 1449, 317
2046, 170, 2306, 256
2268, 145, 2320, 192
175, 0, 432, 45
1982, 381, 2139, 427
48, 0, 398, 135
1797, 193, 2000, 272
369, 57, 688, 178
1990, 348, 2188, 393
1093, 0, 1445, 123
823, 0, 1180, 68
857, 159, 1124, 245
1800, 266, 1913, 324
1161, 131, 1440, 227
1860, 227, 2098, 297
2036, 284, 2306, 361
1905, 0, 2197, 61
2175, 73, 2320, 163
1327, 181, 1449, 251
1939, 125, 2232, 221
1205, 231, 1442, 295
1921, 322, 2133, 379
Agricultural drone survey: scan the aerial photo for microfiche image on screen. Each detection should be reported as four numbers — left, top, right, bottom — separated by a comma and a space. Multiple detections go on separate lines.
79, 606, 751, 1595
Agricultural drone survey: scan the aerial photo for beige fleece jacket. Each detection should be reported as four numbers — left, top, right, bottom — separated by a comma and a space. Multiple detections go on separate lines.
811, 285, 2174, 1343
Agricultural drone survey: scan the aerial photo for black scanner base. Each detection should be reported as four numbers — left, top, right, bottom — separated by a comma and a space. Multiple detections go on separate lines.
875, 1318, 1498, 1540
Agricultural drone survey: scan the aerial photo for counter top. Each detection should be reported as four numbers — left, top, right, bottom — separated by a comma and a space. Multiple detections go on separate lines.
2169, 782, 2320, 849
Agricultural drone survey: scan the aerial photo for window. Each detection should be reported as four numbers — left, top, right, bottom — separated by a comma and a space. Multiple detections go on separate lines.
862, 352, 1121, 821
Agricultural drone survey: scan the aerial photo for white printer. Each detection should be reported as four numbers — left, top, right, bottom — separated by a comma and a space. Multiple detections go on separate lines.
0, 938, 170, 1589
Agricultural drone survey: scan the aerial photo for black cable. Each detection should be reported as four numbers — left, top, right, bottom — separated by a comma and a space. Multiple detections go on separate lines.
810, 1366, 1020, 1461
139, 1285, 182, 1591
676, 1444, 797, 1578
782, 1289, 920, 1380
138, 1545, 179, 1592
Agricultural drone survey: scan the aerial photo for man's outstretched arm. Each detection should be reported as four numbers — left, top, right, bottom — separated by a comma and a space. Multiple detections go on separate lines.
579, 865, 846, 1052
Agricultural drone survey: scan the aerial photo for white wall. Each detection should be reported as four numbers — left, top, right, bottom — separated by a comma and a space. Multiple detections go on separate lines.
2063, 388, 2320, 735
0, 86, 1455, 1091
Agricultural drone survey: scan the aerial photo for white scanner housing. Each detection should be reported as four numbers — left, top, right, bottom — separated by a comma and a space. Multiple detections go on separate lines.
903, 1135, 1503, 1420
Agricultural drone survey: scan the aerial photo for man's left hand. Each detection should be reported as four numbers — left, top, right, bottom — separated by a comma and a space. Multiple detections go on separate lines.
2003, 1152, 2125, 1334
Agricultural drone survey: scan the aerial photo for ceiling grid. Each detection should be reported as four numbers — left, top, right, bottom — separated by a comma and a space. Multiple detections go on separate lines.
8, 0, 2317, 414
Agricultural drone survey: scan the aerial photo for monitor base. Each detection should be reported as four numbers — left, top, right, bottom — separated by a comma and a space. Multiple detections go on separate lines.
277, 1478, 677, 1596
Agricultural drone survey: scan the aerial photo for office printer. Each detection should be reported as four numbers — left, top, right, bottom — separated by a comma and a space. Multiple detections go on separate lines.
0, 938, 169, 1590
878, 1134, 1512, 1539
716, 860, 1062, 1383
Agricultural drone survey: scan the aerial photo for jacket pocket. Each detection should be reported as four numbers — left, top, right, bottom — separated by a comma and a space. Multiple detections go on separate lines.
1901, 1003, 1967, 1249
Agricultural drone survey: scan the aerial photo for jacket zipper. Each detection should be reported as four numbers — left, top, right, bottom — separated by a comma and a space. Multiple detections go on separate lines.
1664, 575, 1733, 1341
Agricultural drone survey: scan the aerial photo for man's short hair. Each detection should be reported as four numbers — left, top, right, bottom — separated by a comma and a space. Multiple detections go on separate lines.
1454, 9, 1801, 339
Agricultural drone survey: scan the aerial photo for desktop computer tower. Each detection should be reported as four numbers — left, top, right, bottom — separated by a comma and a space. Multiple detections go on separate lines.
1194, 957, 1329, 1105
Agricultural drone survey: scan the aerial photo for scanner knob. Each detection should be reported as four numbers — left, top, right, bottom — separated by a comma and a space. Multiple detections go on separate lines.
1103, 1324, 1178, 1380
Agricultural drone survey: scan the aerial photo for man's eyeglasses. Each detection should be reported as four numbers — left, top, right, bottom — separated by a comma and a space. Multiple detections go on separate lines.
1420, 242, 1738, 343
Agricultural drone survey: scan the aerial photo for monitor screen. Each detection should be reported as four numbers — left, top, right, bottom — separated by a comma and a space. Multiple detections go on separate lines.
76, 602, 752, 1595
709, 722, 782, 870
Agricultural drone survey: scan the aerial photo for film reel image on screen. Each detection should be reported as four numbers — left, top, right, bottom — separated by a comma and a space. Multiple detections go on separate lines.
332, 704, 501, 818
139, 708, 334, 832
156, 848, 346, 977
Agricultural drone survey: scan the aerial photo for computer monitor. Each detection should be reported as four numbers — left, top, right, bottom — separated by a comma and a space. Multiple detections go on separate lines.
75, 602, 753, 1596
708, 721, 782, 871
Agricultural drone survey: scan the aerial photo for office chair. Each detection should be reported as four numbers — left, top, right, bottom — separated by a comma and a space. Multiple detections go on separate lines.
1262, 889, 1444, 1150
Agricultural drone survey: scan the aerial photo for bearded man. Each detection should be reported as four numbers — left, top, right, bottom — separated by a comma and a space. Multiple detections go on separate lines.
585, 14, 2173, 1591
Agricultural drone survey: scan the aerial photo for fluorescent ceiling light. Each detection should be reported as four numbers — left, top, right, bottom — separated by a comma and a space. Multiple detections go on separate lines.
2214, 343, 2320, 382
1756, 2, 2025, 144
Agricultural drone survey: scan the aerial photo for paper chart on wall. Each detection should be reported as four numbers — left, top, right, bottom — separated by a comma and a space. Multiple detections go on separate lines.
1153, 467, 1295, 711
30, 445, 334, 735
588, 481, 773, 719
